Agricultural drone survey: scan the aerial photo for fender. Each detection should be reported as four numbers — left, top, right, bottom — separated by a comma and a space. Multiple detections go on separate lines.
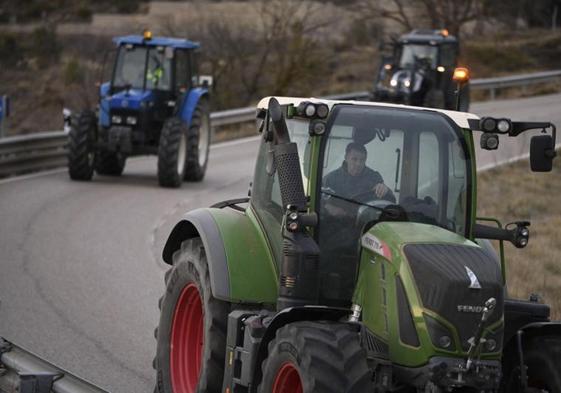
179, 87, 208, 126
162, 207, 277, 303
505, 321, 561, 348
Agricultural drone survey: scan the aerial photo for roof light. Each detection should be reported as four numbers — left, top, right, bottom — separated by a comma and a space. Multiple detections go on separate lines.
497, 119, 512, 133
304, 103, 316, 117
316, 104, 329, 119
441, 29, 449, 37
453, 67, 470, 83
384, 64, 392, 70
143, 30, 152, 41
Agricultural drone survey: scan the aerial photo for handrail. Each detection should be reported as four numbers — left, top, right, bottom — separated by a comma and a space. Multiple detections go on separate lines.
1, 69, 560, 178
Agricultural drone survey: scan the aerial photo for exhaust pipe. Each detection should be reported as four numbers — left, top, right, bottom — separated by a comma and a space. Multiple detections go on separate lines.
268, 98, 320, 311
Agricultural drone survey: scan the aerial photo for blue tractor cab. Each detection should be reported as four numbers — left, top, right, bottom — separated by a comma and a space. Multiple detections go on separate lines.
68, 31, 212, 187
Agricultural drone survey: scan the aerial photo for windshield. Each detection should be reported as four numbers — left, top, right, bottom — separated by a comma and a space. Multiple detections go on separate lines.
398, 44, 438, 68
320, 104, 469, 235
112, 46, 172, 90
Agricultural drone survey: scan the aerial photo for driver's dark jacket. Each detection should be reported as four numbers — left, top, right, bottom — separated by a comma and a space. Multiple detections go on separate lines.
323, 163, 396, 202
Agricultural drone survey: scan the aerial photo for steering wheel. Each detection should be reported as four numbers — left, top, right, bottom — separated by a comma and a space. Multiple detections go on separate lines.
355, 199, 395, 231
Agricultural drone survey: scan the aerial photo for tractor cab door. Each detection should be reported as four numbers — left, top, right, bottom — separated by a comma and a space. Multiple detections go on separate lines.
174, 49, 192, 97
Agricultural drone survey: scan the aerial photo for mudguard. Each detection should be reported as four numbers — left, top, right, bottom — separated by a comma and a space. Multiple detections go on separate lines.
99, 82, 111, 128
179, 87, 208, 126
162, 207, 278, 303
508, 321, 561, 345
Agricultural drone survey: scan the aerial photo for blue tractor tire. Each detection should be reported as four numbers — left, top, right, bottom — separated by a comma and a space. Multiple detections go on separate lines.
68, 110, 96, 181
183, 98, 211, 182
158, 117, 189, 188
95, 151, 126, 176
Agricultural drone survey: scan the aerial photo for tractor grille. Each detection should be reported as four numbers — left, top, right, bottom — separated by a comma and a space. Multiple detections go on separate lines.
403, 244, 504, 351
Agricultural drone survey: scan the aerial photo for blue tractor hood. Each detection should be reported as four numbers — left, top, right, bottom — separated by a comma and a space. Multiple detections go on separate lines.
108, 89, 154, 110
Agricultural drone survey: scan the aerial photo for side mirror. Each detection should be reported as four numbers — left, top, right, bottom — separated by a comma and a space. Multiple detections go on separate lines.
530, 134, 556, 172
199, 75, 213, 89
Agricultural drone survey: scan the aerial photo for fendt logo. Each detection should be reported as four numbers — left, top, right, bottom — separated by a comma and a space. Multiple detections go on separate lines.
457, 305, 485, 313
465, 266, 481, 289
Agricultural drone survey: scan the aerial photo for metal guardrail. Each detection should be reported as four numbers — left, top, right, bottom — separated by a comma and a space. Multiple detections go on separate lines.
0, 338, 108, 393
1, 69, 560, 178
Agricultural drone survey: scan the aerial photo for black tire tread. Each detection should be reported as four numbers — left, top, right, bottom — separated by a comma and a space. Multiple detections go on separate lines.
524, 335, 561, 392
68, 110, 96, 180
157, 118, 186, 188
183, 99, 210, 182
95, 151, 125, 176
258, 321, 371, 393
154, 238, 229, 393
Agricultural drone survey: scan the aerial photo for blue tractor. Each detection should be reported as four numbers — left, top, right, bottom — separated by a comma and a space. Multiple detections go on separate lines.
68, 31, 211, 187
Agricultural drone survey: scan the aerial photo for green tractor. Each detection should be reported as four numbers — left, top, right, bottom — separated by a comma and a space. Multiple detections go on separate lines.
154, 95, 559, 392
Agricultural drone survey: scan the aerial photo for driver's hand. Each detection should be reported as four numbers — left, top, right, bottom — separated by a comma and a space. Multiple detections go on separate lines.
374, 183, 389, 198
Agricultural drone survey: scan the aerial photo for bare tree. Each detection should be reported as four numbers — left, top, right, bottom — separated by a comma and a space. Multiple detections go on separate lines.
357, 0, 488, 39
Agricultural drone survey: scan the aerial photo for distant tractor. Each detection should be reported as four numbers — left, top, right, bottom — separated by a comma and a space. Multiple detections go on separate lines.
67, 31, 211, 187
372, 29, 470, 111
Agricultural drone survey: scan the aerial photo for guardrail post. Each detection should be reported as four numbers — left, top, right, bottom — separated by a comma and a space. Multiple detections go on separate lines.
489, 87, 496, 101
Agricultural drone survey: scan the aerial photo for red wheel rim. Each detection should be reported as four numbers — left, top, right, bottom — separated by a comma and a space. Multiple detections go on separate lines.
170, 283, 204, 393
272, 362, 303, 393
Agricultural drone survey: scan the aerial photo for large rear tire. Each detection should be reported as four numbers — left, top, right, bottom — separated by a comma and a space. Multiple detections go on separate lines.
184, 99, 211, 182
154, 238, 229, 393
68, 110, 96, 181
158, 118, 188, 188
257, 321, 371, 393
95, 151, 125, 176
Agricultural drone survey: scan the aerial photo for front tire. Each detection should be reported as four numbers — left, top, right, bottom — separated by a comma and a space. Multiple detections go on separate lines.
68, 110, 96, 181
158, 118, 188, 188
503, 335, 561, 392
95, 151, 125, 176
258, 321, 371, 393
154, 238, 229, 393
184, 99, 211, 182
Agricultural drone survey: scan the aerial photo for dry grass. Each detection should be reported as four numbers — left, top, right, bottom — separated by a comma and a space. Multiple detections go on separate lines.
477, 150, 561, 319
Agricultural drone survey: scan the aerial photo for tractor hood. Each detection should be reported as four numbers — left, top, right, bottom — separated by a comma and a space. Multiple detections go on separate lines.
357, 222, 504, 365
108, 89, 154, 110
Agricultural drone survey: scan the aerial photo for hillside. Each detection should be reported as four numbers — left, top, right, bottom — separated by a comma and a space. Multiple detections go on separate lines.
0, 1, 560, 136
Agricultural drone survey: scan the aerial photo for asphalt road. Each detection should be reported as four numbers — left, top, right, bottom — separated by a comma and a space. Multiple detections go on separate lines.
0, 93, 559, 392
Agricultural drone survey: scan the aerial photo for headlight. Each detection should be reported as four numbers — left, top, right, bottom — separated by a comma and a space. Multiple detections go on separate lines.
126, 116, 137, 125
111, 115, 122, 124
390, 79, 398, 87
424, 314, 456, 351
403, 79, 411, 88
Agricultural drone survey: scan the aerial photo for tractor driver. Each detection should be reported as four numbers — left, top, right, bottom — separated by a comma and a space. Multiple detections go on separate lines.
323, 142, 395, 219
319, 142, 395, 304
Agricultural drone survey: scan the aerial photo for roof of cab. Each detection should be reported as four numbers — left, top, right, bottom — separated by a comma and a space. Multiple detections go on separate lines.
399, 29, 458, 44
113, 35, 200, 49
256, 96, 479, 129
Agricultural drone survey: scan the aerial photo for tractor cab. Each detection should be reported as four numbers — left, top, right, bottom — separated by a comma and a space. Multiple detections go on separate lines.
100, 33, 201, 147
372, 29, 469, 111
253, 98, 477, 305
